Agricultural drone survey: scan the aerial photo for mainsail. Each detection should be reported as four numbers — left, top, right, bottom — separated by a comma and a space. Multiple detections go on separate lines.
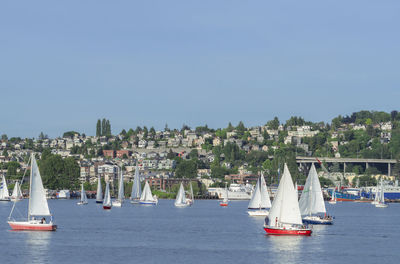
299, 164, 326, 216
140, 181, 154, 201
96, 175, 103, 202
103, 181, 111, 206
11, 181, 23, 200
81, 184, 88, 203
268, 164, 303, 227
131, 166, 141, 200
28, 155, 51, 217
117, 169, 124, 201
0, 175, 10, 199
175, 183, 187, 206
248, 175, 271, 209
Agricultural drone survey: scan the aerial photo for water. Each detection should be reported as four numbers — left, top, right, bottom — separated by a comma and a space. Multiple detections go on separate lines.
0, 200, 399, 264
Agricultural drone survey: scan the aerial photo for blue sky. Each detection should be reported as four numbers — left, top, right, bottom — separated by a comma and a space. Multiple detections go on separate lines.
1, 0, 399, 138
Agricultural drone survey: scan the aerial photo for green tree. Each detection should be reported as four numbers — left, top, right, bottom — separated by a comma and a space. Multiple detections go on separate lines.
267, 117, 280, 130
175, 159, 197, 178
1, 134, 8, 141
96, 119, 101, 136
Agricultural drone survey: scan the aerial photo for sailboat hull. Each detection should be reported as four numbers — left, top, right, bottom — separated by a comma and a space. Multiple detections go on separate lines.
302, 216, 333, 225
328, 201, 336, 204
96, 200, 103, 204
139, 201, 157, 205
0, 198, 11, 201
130, 199, 140, 204
8, 221, 57, 231
219, 202, 228, 207
112, 200, 122, 207
103, 205, 112, 210
247, 210, 269, 216
77, 201, 88, 205
375, 203, 388, 208
264, 226, 312, 236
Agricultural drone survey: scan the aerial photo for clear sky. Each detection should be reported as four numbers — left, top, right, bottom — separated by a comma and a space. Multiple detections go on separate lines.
1, 0, 399, 138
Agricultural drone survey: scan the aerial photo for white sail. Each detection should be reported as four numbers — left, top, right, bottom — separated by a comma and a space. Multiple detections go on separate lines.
190, 182, 194, 204
117, 169, 124, 201
294, 182, 298, 200
0, 175, 10, 199
175, 183, 187, 206
268, 164, 303, 227
260, 175, 272, 208
11, 181, 23, 200
103, 181, 111, 206
299, 163, 326, 216
140, 181, 155, 201
222, 183, 229, 203
379, 180, 385, 203
81, 184, 88, 203
131, 166, 141, 199
248, 177, 262, 209
96, 175, 103, 202
28, 155, 51, 217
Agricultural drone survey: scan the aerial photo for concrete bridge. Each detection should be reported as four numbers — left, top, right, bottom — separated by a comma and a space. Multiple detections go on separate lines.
296, 156, 398, 176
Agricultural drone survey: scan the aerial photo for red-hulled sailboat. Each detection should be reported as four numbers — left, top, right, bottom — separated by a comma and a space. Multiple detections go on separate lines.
103, 181, 112, 210
219, 183, 229, 207
8, 154, 57, 231
264, 164, 311, 236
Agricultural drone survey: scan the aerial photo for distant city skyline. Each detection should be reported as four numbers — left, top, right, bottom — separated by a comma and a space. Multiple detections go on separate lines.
1, 1, 399, 138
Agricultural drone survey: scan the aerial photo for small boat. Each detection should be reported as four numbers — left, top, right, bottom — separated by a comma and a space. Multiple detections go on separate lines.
139, 181, 158, 205
103, 181, 112, 210
371, 181, 380, 205
130, 166, 141, 204
375, 179, 388, 208
11, 181, 23, 202
174, 183, 192, 207
299, 164, 333, 225
247, 174, 271, 216
96, 175, 103, 204
77, 183, 88, 205
0, 175, 11, 201
329, 188, 337, 204
113, 168, 124, 207
8, 154, 57, 231
220, 183, 229, 207
264, 164, 312, 236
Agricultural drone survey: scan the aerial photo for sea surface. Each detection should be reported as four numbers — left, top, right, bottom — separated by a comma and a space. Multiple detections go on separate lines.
0, 199, 399, 264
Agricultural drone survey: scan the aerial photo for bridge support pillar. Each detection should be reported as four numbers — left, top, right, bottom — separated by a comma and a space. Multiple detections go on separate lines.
388, 163, 391, 177
366, 162, 369, 169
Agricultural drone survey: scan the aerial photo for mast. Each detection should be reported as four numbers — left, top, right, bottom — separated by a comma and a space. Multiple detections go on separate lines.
27, 154, 33, 221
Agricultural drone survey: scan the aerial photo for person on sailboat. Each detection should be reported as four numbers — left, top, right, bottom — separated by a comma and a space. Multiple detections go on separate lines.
41, 217, 45, 224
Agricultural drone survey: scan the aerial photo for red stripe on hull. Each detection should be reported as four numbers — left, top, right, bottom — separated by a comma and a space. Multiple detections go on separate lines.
103, 206, 112, 210
220, 203, 228, 207
336, 198, 358, 202
264, 227, 312, 236
8, 222, 57, 231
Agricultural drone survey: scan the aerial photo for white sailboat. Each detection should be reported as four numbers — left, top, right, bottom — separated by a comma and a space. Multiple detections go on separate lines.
175, 183, 191, 207
103, 181, 112, 209
247, 174, 271, 216
130, 166, 141, 204
8, 154, 57, 231
0, 175, 10, 201
375, 179, 388, 208
294, 182, 299, 200
139, 180, 158, 205
113, 169, 124, 207
96, 175, 103, 203
220, 182, 229, 206
329, 187, 337, 204
264, 163, 311, 235
11, 181, 23, 202
299, 164, 333, 225
189, 181, 194, 205
371, 181, 380, 205
77, 183, 88, 205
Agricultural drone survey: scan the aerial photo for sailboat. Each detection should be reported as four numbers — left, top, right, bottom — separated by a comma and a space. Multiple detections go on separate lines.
139, 180, 158, 205
371, 181, 380, 205
294, 182, 299, 200
113, 169, 124, 207
103, 181, 112, 210
130, 166, 141, 204
247, 174, 271, 216
8, 154, 57, 231
175, 183, 191, 207
77, 183, 88, 205
220, 183, 229, 206
375, 179, 388, 208
11, 181, 23, 201
0, 175, 10, 201
264, 164, 311, 236
299, 164, 333, 225
329, 187, 337, 204
96, 175, 103, 203
189, 181, 194, 205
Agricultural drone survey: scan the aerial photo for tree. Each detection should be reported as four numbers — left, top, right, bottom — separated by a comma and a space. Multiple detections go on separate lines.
236, 121, 246, 137
267, 117, 280, 130
1, 134, 8, 141
175, 159, 197, 178
143, 126, 148, 139
101, 118, 107, 136
164, 123, 170, 132
39, 132, 48, 140
189, 149, 198, 160
96, 119, 101, 136
63, 131, 79, 138
2, 149, 8, 157
227, 122, 234, 132
391, 110, 399, 121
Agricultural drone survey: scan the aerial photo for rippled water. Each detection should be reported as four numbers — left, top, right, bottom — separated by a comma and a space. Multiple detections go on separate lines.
0, 199, 399, 264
